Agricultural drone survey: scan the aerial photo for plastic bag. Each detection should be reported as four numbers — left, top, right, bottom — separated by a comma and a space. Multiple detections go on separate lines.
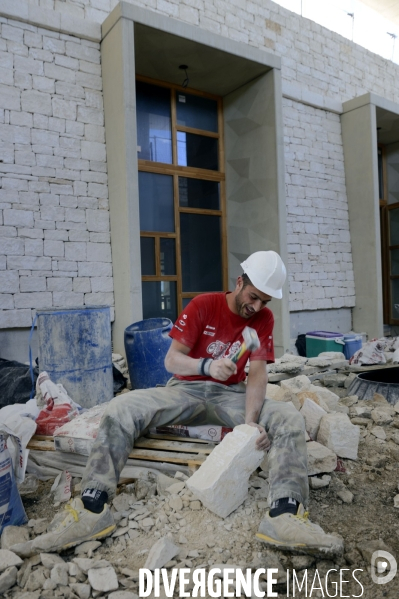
35, 372, 80, 436
151, 424, 233, 442
0, 424, 28, 534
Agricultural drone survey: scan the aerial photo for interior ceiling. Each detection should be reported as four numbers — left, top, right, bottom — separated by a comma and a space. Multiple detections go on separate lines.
134, 24, 271, 96
359, 0, 399, 27
377, 107, 399, 144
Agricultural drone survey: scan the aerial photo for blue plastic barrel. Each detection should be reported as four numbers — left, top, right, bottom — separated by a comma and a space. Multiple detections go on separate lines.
37, 306, 113, 408
124, 318, 173, 389
343, 334, 362, 360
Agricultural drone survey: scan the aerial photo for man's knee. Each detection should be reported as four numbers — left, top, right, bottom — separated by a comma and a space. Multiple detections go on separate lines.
260, 399, 306, 432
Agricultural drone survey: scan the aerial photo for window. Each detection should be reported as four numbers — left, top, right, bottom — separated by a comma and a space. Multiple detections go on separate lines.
136, 77, 227, 322
379, 144, 399, 325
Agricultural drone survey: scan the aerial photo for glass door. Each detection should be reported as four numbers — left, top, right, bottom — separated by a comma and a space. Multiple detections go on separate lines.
136, 77, 227, 321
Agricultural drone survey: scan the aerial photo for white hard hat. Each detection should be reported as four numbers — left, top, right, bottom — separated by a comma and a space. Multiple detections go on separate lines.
240, 251, 286, 299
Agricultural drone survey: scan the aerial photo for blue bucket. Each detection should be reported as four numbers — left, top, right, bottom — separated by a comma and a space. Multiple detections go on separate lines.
37, 306, 113, 408
343, 334, 362, 360
124, 318, 173, 389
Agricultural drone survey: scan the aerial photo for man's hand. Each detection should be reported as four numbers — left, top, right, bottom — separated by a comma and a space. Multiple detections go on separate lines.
247, 422, 270, 451
209, 358, 237, 381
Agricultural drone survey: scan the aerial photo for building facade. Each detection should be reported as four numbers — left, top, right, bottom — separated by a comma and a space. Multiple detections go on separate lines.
1, 0, 399, 360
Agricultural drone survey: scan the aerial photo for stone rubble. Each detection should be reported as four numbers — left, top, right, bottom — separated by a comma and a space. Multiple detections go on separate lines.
2, 355, 399, 598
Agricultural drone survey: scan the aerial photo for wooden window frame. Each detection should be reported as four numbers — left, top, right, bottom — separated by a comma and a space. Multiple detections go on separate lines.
137, 75, 228, 317
379, 144, 399, 325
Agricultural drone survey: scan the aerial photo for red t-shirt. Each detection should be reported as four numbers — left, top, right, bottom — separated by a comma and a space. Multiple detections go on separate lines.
169, 292, 274, 385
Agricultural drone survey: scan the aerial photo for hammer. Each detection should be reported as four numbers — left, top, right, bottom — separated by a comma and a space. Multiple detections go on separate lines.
231, 326, 260, 363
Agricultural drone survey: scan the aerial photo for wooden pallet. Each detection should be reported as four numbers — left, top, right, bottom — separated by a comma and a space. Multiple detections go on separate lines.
27, 433, 215, 471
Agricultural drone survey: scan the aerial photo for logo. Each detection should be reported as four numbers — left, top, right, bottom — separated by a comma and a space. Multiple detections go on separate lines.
207, 340, 230, 359
183, 314, 187, 319
174, 325, 183, 332
206, 325, 215, 330
179, 320, 186, 326
371, 550, 397, 585
203, 331, 215, 336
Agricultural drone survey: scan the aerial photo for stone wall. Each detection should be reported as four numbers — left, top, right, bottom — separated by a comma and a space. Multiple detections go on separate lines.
0, 14, 113, 328
284, 99, 355, 312
2, 0, 399, 332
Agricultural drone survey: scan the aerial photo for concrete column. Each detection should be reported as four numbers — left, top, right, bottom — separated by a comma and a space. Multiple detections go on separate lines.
341, 102, 383, 338
101, 18, 142, 354
224, 70, 290, 356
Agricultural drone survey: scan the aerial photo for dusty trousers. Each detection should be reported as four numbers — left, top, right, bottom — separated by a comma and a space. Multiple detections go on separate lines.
81, 377, 309, 507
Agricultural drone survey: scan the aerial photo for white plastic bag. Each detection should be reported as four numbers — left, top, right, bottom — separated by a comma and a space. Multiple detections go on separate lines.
0, 424, 28, 534
35, 371, 81, 436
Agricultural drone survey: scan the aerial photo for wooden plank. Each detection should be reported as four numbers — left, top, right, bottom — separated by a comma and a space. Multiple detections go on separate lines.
129, 448, 205, 465
27, 436, 211, 467
147, 433, 210, 444
134, 437, 212, 455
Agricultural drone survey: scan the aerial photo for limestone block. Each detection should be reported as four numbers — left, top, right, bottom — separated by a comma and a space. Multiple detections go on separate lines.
371, 426, 386, 440
309, 475, 331, 489
274, 387, 301, 410
280, 375, 311, 394
350, 406, 371, 419
87, 242, 111, 262
308, 384, 339, 411
296, 390, 329, 412
21, 90, 51, 115
317, 413, 360, 460
0, 566, 17, 594
87, 209, 109, 232
371, 409, 393, 425
0, 550, 22, 572
306, 441, 337, 476
300, 398, 327, 439
186, 424, 263, 518
337, 488, 353, 504
87, 566, 118, 592
0, 271, 19, 293
318, 352, 345, 360
1, 526, 29, 550
306, 357, 331, 367
144, 537, 180, 570
70, 584, 91, 599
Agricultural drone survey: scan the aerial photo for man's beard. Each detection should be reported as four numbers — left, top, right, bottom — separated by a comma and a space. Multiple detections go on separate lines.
235, 291, 253, 318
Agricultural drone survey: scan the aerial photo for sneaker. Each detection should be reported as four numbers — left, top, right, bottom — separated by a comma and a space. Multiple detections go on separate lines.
32, 498, 116, 553
256, 504, 344, 557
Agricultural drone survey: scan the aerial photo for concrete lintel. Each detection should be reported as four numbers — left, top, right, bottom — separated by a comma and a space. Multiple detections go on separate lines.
343, 92, 399, 116
102, 2, 280, 71
0, 0, 101, 42
282, 81, 343, 115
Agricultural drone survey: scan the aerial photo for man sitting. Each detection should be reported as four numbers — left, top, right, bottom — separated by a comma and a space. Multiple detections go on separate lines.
32, 251, 343, 556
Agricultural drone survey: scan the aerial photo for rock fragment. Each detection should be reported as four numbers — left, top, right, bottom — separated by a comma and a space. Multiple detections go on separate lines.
300, 398, 327, 439
337, 488, 354, 504
0, 566, 18, 594
371, 426, 387, 440
144, 537, 180, 570
0, 549, 23, 572
309, 475, 331, 489
87, 566, 119, 592
186, 424, 263, 518
306, 441, 337, 475
0, 526, 30, 550
317, 413, 360, 459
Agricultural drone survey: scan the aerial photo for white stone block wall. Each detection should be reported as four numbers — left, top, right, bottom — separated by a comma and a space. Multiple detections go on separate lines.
283, 99, 355, 312
18, 0, 399, 317
0, 15, 113, 328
